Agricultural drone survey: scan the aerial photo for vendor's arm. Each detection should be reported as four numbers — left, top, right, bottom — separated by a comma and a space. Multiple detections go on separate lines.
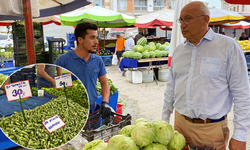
162, 57, 175, 123
56, 67, 62, 76
38, 64, 56, 85
228, 41, 250, 143
98, 74, 110, 103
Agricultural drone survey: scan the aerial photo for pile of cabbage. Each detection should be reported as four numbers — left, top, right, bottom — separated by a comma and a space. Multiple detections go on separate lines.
82, 118, 186, 150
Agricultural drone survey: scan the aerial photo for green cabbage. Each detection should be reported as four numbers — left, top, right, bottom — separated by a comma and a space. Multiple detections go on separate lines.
119, 124, 135, 137
167, 131, 186, 150
82, 139, 107, 150
153, 120, 174, 145
106, 135, 140, 150
143, 143, 168, 150
134, 118, 150, 125
131, 122, 155, 147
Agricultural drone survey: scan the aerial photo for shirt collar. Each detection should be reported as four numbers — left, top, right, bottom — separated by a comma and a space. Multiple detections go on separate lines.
72, 50, 95, 60
184, 28, 214, 46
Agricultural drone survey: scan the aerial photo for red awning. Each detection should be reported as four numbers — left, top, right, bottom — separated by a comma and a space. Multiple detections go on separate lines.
225, 0, 250, 4
112, 28, 127, 31
134, 19, 173, 28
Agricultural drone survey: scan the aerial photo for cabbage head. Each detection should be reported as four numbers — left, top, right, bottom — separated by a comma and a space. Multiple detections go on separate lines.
153, 120, 174, 145
119, 125, 135, 137
167, 131, 186, 150
143, 143, 168, 150
82, 139, 107, 150
106, 135, 140, 150
134, 118, 150, 125
131, 122, 155, 147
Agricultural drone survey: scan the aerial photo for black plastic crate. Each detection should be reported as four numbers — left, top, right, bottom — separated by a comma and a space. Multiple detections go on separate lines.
82, 112, 131, 142
10, 70, 36, 88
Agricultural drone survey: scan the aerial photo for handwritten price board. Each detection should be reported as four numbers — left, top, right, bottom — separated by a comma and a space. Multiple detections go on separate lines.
42, 114, 66, 133
54, 73, 73, 89
5, 80, 32, 102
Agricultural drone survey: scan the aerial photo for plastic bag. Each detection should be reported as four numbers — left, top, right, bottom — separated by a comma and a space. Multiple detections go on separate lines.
112, 55, 118, 65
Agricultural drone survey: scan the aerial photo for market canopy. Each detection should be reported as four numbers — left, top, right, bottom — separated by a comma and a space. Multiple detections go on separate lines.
59, 6, 136, 27
134, 7, 174, 28
225, 0, 250, 4
0, 0, 91, 21
209, 8, 245, 25
220, 21, 250, 29
0, 15, 61, 26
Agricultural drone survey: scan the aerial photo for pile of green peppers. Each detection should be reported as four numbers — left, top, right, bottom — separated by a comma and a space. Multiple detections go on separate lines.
0, 96, 88, 149
42, 79, 89, 108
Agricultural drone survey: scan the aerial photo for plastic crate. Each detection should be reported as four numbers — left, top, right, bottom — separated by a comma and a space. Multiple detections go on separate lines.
100, 55, 112, 66
82, 112, 131, 142
96, 90, 118, 112
10, 71, 37, 88
246, 55, 250, 69
0, 61, 14, 68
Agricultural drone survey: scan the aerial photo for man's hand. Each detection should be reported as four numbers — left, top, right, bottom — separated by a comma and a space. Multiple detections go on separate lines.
229, 138, 246, 150
100, 101, 112, 119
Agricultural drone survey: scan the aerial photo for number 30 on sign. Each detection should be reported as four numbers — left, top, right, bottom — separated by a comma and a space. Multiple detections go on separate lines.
4, 80, 32, 102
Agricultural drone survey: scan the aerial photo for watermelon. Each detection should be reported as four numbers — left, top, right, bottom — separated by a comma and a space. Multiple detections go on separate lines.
148, 45, 156, 51
143, 45, 150, 52
149, 51, 155, 58
148, 42, 155, 46
159, 45, 167, 51
161, 51, 168, 57
132, 52, 142, 60
137, 37, 147, 46
142, 52, 150, 59
133, 45, 144, 52
155, 50, 162, 58
128, 51, 134, 59
122, 51, 129, 58
156, 43, 162, 49
164, 42, 170, 46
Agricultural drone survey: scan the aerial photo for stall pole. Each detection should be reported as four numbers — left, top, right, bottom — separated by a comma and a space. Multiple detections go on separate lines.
23, 0, 36, 64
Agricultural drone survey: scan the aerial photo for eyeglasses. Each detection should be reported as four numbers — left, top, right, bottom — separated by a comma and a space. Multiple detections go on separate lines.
177, 15, 205, 24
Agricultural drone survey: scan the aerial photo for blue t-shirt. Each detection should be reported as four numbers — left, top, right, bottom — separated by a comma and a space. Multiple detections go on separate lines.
54, 50, 107, 105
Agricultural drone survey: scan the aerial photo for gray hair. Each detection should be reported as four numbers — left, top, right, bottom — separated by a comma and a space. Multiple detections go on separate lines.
200, 2, 210, 16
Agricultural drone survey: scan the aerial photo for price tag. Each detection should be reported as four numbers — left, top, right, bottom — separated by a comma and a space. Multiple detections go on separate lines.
5, 80, 32, 102
54, 74, 73, 89
42, 114, 66, 134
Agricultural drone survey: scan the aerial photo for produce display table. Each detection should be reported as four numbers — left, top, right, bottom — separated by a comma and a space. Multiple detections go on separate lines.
119, 57, 168, 86
243, 50, 250, 53
119, 57, 168, 71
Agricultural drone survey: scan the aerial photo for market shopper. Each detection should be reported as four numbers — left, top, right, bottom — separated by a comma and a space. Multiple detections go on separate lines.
162, 1, 250, 150
114, 33, 126, 63
37, 64, 62, 88
239, 32, 249, 41
125, 32, 135, 51
54, 23, 112, 121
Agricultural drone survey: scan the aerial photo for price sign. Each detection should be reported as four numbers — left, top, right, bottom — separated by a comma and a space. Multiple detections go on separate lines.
42, 114, 66, 134
5, 80, 32, 102
54, 74, 73, 89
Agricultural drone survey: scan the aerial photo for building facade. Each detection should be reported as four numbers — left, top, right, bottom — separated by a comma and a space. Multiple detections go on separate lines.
87, 0, 176, 16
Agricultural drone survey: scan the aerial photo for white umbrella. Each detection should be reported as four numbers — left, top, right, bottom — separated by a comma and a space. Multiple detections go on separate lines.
220, 21, 250, 29
168, 0, 189, 67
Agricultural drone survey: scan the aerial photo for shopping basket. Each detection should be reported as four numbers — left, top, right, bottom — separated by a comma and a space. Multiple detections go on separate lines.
81, 112, 131, 142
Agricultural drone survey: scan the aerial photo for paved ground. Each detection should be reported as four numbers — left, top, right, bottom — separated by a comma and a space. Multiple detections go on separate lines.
105, 64, 250, 150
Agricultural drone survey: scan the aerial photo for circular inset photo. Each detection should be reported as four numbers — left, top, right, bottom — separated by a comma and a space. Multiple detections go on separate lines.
0, 63, 89, 149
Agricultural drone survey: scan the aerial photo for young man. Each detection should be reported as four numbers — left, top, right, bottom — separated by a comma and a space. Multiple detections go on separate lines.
162, 1, 250, 150
54, 23, 111, 120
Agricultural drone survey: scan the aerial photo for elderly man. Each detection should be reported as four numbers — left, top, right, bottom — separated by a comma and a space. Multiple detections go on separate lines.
125, 32, 135, 51
162, 1, 250, 150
